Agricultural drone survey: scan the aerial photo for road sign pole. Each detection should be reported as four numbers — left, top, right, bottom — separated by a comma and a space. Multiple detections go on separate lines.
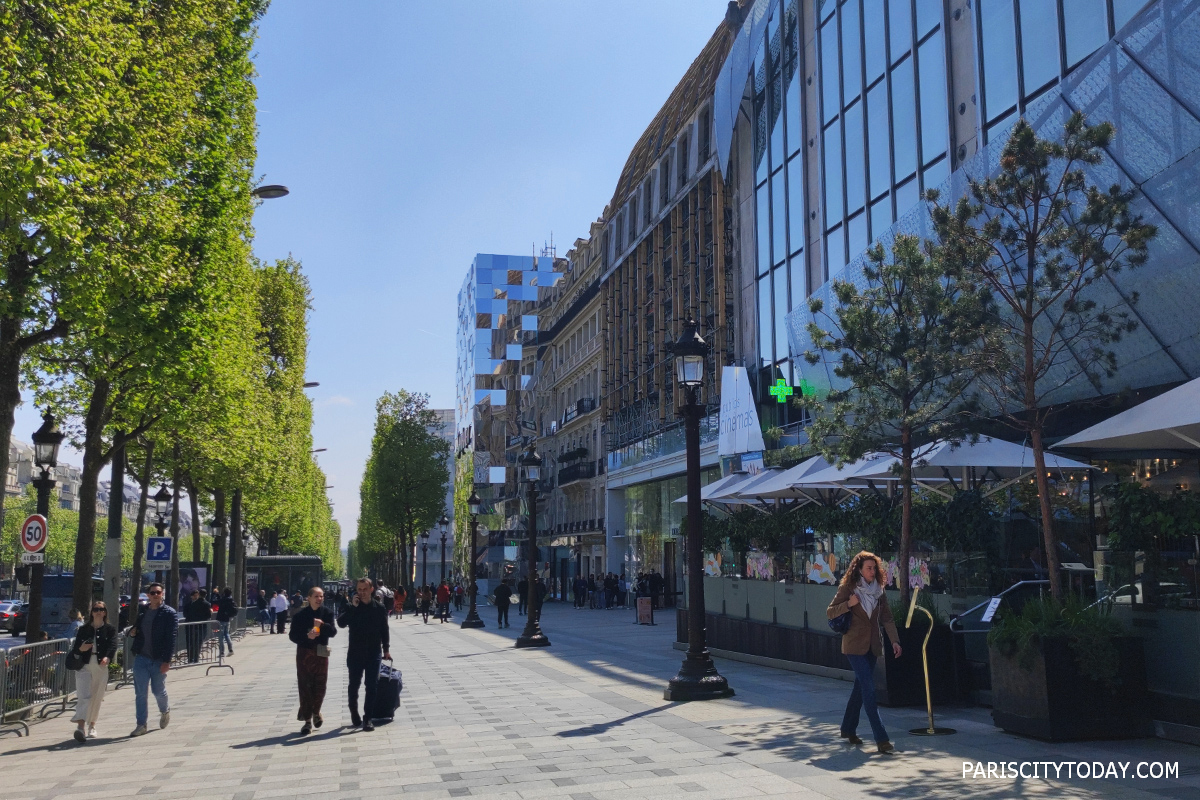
24, 474, 55, 642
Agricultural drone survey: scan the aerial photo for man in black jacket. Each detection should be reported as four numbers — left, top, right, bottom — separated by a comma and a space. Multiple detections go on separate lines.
337, 578, 391, 731
493, 579, 512, 628
127, 582, 178, 737
516, 577, 528, 616
182, 589, 211, 663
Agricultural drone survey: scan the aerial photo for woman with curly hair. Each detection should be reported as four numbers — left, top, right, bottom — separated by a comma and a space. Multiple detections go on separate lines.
827, 550, 902, 754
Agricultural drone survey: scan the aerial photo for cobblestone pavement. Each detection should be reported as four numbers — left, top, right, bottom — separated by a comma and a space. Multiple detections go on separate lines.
2, 602, 1197, 799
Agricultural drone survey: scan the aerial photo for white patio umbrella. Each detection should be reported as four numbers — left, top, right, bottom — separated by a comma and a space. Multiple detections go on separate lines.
1055, 377, 1200, 455
671, 470, 754, 504
705, 466, 785, 506
796, 438, 1093, 497
737, 455, 836, 500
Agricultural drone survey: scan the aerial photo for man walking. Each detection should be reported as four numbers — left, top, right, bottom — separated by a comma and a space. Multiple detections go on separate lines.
215, 587, 237, 657
493, 579, 512, 628
516, 576, 528, 616
337, 578, 390, 731
182, 589, 211, 663
127, 583, 177, 737
272, 590, 290, 634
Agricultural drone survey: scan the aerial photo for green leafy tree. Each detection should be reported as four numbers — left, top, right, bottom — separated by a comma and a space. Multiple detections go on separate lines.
800, 234, 989, 602
358, 391, 451, 587
931, 114, 1157, 599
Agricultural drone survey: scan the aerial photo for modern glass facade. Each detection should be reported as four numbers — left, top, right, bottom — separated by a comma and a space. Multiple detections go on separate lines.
724, 0, 1154, 417
790, 0, 1200, 407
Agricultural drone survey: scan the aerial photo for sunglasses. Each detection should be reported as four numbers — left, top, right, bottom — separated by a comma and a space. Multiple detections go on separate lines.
91, 607, 105, 613
148, 590, 163, 595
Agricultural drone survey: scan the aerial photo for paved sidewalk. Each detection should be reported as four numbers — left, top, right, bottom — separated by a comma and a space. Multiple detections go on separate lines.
1, 602, 1196, 799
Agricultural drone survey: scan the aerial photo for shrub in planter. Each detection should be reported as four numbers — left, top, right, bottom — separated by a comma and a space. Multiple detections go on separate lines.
987, 597, 1150, 740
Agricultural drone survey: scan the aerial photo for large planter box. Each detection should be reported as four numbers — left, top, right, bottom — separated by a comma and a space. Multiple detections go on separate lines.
989, 636, 1151, 741
876, 623, 967, 707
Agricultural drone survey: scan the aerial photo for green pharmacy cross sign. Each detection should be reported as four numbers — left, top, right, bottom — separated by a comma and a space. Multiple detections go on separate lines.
768, 379, 793, 403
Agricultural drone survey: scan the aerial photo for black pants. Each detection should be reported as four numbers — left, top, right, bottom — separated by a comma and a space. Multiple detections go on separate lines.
497, 603, 509, 627
276, 611, 288, 634
185, 626, 203, 663
518, 595, 526, 615
347, 656, 381, 719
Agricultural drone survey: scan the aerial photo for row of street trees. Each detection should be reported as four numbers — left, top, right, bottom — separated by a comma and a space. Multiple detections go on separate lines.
354, 390, 450, 587
801, 114, 1156, 603
2, 0, 339, 621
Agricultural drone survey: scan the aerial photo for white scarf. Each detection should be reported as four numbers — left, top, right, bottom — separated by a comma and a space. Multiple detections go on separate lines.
854, 578, 884, 618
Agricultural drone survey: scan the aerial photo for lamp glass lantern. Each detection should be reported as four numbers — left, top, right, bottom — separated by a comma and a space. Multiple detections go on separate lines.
519, 446, 542, 484
467, 490, 481, 517
438, 513, 449, 532
153, 484, 173, 519
420, 531, 430, 543
31, 411, 64, 469
672, 317, 707, 390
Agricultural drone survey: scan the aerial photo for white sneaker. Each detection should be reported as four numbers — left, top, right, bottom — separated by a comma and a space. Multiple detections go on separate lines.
159, 711, 170, 730
87, 725, 97, 738
130, 725, 148, 737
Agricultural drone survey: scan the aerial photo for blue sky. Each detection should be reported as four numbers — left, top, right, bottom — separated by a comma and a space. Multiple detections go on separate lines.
19, 0, 735, 545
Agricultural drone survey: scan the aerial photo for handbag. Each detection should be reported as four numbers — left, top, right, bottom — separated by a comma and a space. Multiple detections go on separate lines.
65, 632, 93, 671
315, 644, 331, 658
828, 611, 852, 635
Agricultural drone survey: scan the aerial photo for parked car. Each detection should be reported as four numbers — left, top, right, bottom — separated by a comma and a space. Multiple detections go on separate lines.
0, 602, 18, 632
10, 603, 28, 635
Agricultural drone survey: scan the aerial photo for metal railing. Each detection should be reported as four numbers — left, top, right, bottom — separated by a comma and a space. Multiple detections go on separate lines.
1, 637, 77, 736
948, 580, 1050, 633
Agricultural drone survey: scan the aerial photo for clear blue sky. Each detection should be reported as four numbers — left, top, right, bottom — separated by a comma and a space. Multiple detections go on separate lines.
18, 0, 735, 546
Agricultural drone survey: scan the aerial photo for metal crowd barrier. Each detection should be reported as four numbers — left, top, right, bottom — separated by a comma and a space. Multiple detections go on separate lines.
173, 620, 235, 676
0, 637, 77, 737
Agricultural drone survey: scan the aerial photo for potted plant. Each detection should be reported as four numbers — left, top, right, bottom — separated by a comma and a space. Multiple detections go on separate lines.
988, 596, 1150, 740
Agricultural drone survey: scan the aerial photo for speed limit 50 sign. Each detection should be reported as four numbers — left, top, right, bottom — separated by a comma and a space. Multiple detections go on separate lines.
21, 514, 48, 554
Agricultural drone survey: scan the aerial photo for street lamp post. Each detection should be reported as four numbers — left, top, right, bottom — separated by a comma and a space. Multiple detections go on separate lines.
515, 446, 549, 648
24, 411, 63, 643
153, 484, 172, 597
420, 531, 430, 589
461, 490, 485, 629
665, 317, 733, 701
438, 513, 449, 585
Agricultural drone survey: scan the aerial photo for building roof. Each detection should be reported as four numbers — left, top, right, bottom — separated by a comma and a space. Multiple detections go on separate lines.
603, 7, 741, 217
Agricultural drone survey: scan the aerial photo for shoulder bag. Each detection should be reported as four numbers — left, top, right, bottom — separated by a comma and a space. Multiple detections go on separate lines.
65, 632, 91, 671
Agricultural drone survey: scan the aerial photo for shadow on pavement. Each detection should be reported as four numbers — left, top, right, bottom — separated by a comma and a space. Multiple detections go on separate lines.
556, 703, 673, 737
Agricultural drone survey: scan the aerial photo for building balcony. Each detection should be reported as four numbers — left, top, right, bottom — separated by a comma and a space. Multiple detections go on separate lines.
557, 462, 596, 486
561, 397, 596, 428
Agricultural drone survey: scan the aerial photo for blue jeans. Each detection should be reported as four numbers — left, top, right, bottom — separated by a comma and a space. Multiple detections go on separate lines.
133, 655, 169, 727
218, 620, 233, 656
347, 656, 381, 718
843, 652, 889, 744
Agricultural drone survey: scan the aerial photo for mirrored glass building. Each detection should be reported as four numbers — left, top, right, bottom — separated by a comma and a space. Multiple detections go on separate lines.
712, 0, 1163, 422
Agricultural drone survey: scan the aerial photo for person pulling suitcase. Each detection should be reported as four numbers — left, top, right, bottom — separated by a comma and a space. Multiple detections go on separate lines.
336, 578, 391, 732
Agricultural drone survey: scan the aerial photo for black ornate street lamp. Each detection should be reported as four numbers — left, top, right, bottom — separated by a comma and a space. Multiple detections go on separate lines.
460, 490, 485, 629
665, 317, 733, 701
438, 512, 450, 585
515, 446, 549, 648
24, 411, 63, 642
420, 531, 430, 589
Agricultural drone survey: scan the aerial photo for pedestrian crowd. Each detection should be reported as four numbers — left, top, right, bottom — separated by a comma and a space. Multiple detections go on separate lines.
569, 570, 666, 610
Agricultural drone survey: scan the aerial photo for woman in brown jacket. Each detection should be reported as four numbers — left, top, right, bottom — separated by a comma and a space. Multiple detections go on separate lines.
827, 551, 902, 753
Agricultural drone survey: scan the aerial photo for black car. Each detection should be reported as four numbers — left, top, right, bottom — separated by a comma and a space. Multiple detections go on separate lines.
9, 603, 28, 635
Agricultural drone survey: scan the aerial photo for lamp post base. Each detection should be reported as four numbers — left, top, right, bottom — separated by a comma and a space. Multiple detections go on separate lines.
514, 620, 551, 648
664, 650, 734, 701
460, 612, 485, 629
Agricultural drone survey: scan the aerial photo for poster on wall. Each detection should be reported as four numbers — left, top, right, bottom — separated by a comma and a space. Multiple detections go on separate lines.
718, 366, 765, 457
177, 562, 209, 608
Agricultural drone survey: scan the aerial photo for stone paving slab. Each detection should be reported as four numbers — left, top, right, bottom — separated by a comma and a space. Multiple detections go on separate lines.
1, 604, 1198, 799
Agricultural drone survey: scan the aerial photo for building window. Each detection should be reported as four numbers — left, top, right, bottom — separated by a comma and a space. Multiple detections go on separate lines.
628, 197, 638, 245
697, 107, 711, 161
660, 152, 672, 206
678, 132, 689, 188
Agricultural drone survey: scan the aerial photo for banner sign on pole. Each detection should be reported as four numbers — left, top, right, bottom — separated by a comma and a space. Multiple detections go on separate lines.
718, 366, 765, 457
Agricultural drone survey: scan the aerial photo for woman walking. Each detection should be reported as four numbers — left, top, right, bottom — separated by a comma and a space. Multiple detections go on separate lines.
288, 586, 337, 735
394, 586, 407, 619
418, 585, 432, 624
827, 551, 902, 754
70, 601, 118, 741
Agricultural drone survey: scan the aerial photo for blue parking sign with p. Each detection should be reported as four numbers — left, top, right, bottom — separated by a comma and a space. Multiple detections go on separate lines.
146, 536, 173, 564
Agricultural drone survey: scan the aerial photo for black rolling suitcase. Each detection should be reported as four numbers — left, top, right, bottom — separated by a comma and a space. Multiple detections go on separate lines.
371, 658, 402, 720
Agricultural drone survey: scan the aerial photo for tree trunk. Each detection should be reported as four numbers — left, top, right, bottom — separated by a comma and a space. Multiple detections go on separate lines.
187, 477, 200, 563
212, 488, 226, 590
230, 488, 243, 605
899, 426, 914, 606
73, 376, 112, 615
169, 442, 181, 607
131, 442, 153, 590
0, 344, 20, 598
400, 532, 411, 589
1030, 426, 1062, 599
102, 433, 126, 623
